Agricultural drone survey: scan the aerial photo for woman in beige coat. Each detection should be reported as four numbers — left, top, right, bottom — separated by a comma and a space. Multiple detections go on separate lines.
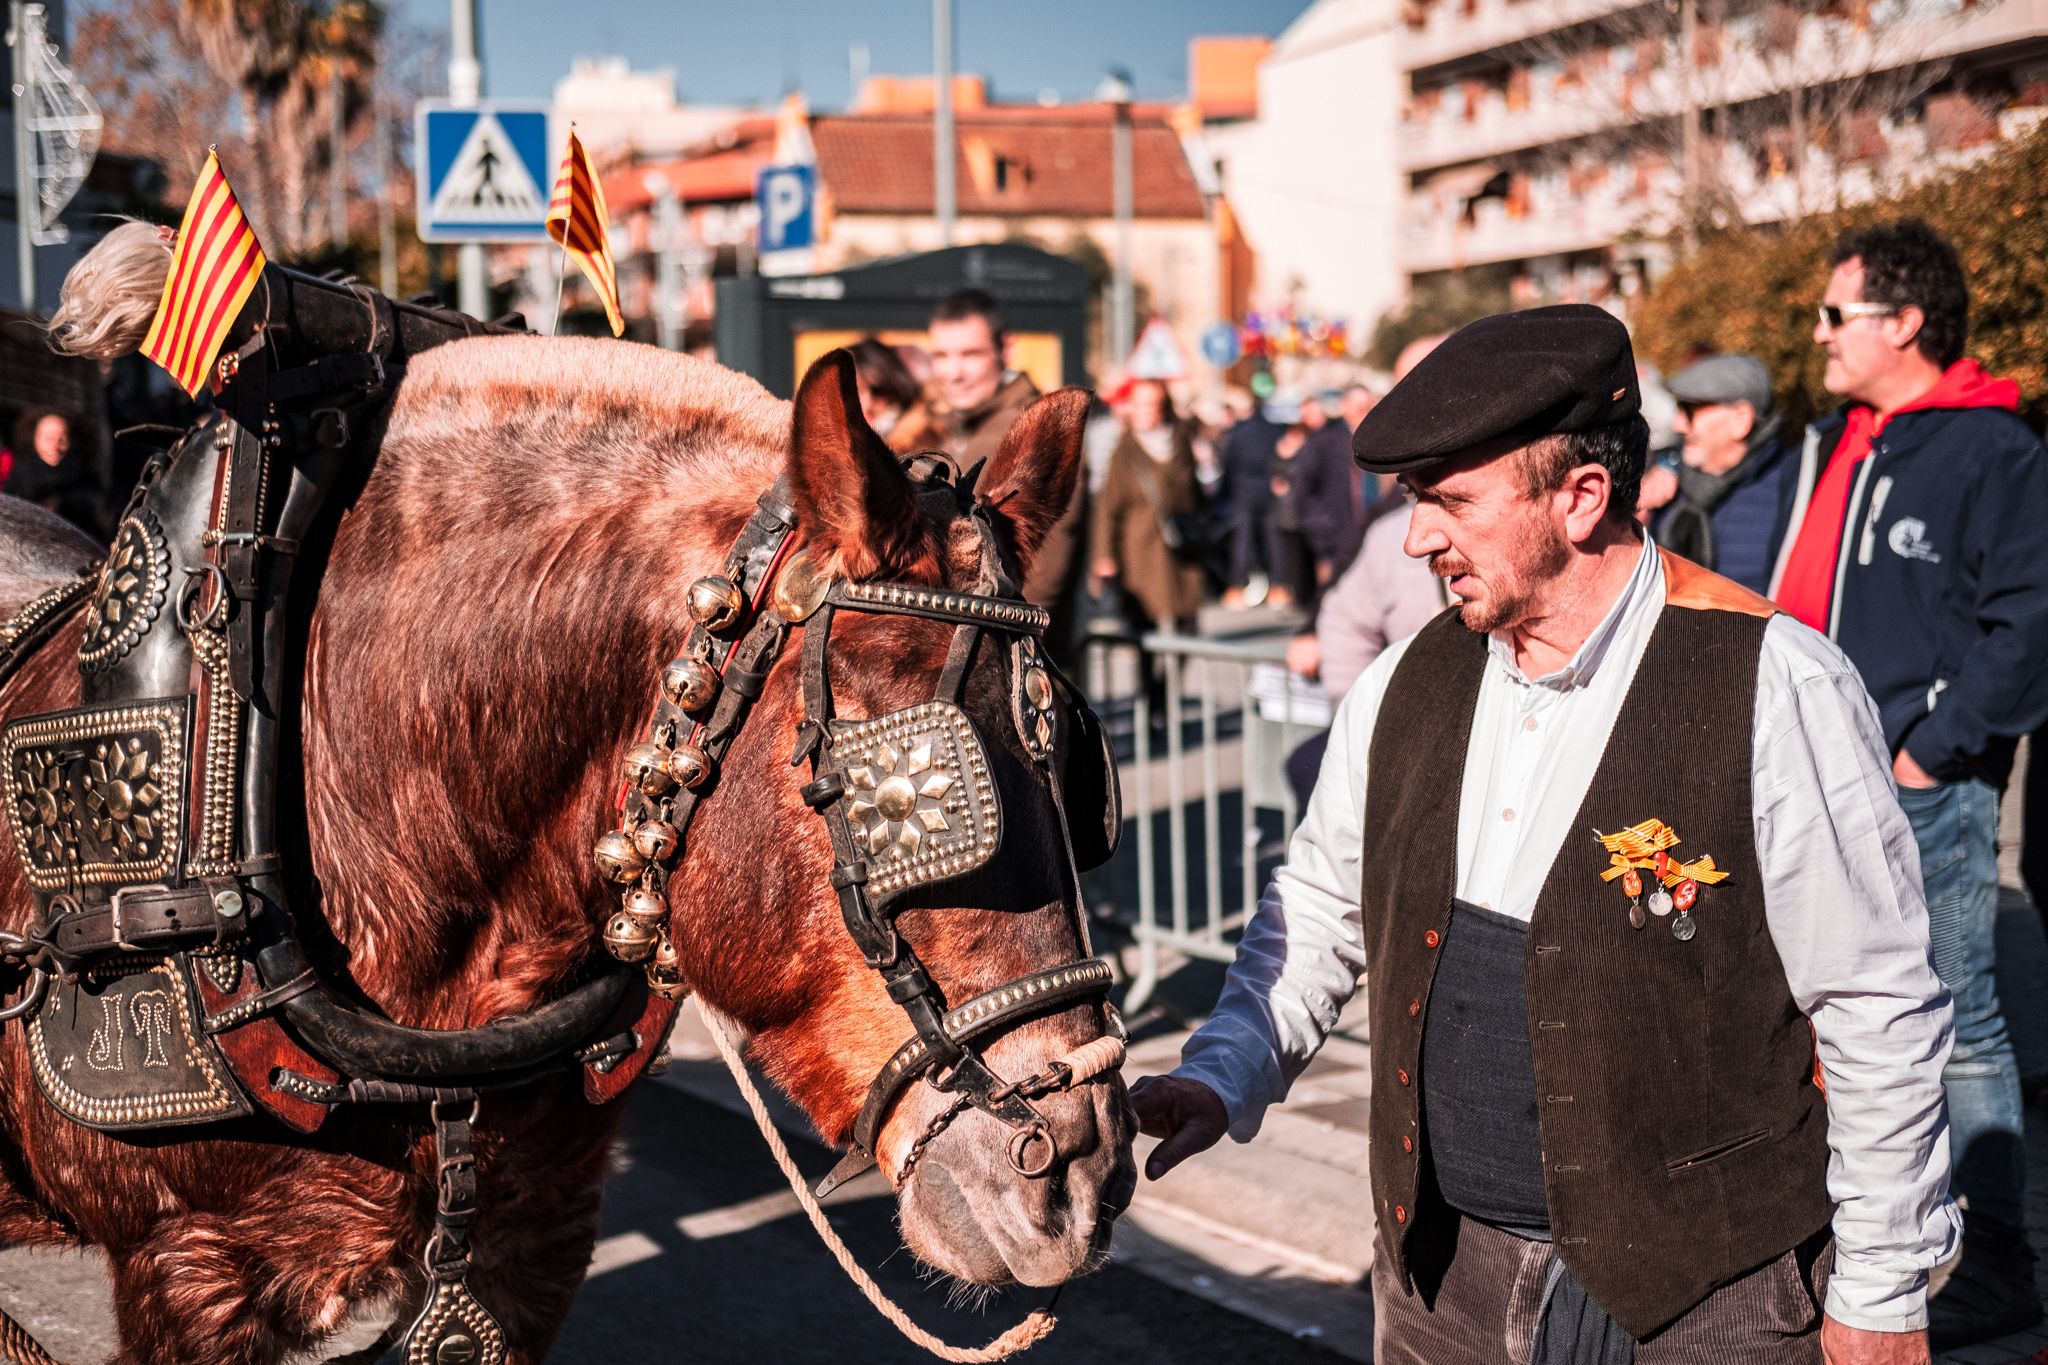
1091, 379, 1209, 636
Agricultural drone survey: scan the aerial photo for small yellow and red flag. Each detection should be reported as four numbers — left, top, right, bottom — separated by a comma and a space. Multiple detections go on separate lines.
140, 149, 268, 396
545, 127, 622, 336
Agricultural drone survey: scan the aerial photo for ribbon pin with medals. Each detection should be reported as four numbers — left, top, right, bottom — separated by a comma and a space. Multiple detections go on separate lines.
1593, 818, 1729, 941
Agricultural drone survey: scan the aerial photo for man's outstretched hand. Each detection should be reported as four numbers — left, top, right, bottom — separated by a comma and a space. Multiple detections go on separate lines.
1128, 1075, 1230, 1181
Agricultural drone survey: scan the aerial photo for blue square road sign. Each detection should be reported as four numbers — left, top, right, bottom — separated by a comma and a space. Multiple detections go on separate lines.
757, 165, 817, 253
417, 101, 554, 243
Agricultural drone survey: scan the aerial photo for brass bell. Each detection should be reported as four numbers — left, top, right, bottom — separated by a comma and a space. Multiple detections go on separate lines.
686, 575, 745, 631
650, 931, 682, 973
771, 550, 833, 622
666, 741, 712, 789
661, 657, 719, 712
632, 819, 680, 863
623, 886, 667, 928
647, 948, 688, 999
623, 742, 676, 795
593, 830, 647, 884
603, 910, 658, 963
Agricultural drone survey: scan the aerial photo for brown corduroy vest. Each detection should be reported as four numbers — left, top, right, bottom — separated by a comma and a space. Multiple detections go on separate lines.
1360, 550, 1833, 1340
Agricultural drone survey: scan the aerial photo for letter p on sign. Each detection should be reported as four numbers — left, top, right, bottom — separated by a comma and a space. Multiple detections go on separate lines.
757, 166, 815, 252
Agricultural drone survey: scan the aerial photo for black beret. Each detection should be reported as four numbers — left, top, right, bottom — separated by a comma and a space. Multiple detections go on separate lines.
1352, 304, 1641, 475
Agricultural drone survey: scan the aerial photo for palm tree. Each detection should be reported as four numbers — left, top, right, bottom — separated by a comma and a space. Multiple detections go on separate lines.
180, 0, 385, 255
272, 2, 383, 251
180, 0, 306, 236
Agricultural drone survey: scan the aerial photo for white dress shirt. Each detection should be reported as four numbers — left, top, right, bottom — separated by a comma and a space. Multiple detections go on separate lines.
1174, 534, 1961, 1333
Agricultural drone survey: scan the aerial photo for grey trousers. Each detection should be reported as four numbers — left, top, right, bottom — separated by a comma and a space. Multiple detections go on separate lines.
1373, 1214, 1831, 1365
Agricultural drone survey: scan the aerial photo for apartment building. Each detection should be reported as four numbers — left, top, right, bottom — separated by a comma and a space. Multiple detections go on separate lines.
1397, 0, 2048, 305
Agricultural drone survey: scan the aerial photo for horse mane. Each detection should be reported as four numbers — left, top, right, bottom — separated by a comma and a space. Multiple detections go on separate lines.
301, 335, 794, 1025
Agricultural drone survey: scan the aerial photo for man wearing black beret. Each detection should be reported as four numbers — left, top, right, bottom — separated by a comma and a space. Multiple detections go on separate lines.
1132, 305, 1957, 1363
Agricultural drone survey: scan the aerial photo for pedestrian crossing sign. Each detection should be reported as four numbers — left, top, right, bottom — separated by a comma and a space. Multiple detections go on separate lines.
416, 101, 553, 243
1125, 317, 1189, 381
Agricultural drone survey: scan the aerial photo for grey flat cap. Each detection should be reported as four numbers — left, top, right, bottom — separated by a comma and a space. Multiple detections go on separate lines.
1666, 354, 1774, 413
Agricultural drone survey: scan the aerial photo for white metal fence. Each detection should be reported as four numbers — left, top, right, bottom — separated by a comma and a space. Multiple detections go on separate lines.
1081, 630, 1332, 1012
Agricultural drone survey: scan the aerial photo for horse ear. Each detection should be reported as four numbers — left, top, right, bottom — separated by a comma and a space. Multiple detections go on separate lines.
975, 388, 1091, 574
787, 350, 937, 581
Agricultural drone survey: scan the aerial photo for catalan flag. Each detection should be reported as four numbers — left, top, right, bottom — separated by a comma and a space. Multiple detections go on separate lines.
140, 150, 267, 397
545, 128, 622, 336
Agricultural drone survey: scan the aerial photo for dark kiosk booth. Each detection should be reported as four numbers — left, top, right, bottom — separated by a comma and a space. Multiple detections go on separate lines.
714, 243, 1091, 398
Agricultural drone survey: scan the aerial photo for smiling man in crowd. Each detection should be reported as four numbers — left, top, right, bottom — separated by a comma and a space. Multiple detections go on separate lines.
1770, 219, 2048, 1349
1133, 304, 1958, 1364
925, 288, 1086, 654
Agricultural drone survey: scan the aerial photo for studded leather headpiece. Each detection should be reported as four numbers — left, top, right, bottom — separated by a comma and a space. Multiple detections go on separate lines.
596, 456, 1122, 1192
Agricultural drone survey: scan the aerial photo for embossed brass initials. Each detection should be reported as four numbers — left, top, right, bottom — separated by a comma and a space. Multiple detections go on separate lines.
86, 997, 124, 1072
131, 990, 175, 1068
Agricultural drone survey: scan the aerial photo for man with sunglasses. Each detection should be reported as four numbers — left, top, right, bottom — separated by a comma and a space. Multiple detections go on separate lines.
1772, 218, 2048, 1350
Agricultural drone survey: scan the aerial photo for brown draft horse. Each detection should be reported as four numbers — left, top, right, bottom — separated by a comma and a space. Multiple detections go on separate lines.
0, 282, 1134, 1362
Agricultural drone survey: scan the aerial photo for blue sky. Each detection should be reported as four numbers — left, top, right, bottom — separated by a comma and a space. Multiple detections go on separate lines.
398, 0, 1313, 109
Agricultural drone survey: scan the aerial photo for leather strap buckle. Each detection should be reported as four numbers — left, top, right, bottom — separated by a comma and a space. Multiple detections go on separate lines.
108, 884, 219, 950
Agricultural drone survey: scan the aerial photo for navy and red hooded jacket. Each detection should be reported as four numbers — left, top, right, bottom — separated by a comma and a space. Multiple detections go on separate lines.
1768, 361, 2048, 786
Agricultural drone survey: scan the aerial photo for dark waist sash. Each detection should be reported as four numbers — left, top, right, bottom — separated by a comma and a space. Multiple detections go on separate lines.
1421, 898, 1549, 1236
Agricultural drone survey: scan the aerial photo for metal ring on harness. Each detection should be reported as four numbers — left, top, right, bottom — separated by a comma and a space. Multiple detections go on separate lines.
1006, 1120, 1058, 1179
175, 563, 231, 633
0, 968, 47, 1023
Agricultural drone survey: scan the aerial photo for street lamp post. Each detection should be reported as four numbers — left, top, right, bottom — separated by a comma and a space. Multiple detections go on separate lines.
8, 0, 36, 313
449, 0, 487, 319
1097, 69, 1134, 371
643, 171, 685, 351
933, 0, 955, 245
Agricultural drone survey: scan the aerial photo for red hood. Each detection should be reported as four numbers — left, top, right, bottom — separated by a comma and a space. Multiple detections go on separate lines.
1872, 359, 2021, 434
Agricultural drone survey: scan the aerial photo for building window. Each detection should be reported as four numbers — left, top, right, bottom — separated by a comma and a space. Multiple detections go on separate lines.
1925, 91, 1998, 150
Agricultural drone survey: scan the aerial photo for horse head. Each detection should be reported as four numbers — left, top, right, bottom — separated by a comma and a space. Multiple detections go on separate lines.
673, 352, 1134, 1289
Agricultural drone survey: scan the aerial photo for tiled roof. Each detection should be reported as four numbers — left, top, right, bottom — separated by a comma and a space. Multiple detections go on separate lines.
812, 106, 1207, 219
604, 146, 771, 215
601, 113, 780, 215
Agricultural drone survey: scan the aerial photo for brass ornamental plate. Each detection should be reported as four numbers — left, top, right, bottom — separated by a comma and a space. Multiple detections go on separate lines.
2, 700, 187, 891
828, 700, 1000, 899
78, 510, 171, 672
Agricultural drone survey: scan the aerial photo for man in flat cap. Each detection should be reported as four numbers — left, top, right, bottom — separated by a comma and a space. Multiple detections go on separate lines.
1643, 354, 1796, 595
1132, 304, 1957, 1363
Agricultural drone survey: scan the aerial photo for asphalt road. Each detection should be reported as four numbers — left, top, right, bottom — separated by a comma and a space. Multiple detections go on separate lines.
0, 1079, 1350, 1364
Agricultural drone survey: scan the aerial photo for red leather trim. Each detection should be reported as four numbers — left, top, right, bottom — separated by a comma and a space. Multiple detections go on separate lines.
191, 963, 336, 1133
583, 985, 678, 1105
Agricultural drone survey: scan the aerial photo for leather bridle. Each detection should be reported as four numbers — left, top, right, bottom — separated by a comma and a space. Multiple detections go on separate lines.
595, 454, 1122, 1195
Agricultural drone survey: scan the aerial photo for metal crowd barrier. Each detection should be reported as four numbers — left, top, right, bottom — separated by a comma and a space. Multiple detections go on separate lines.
1080, 629, 1332, 1013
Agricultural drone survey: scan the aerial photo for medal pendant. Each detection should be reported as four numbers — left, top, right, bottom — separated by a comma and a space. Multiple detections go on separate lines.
1647, 887, 1674, 917
1622, 868, 1643, 898
1628, 901, 1647, 930
1673, 879, 1699, 913
1671, 911, 1697, 942
1653, 850, 1671, 878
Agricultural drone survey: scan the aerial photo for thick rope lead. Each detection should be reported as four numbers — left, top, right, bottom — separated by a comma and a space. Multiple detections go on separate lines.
1051, 1035, 1125, 1089
700, 1006, 1122, 1363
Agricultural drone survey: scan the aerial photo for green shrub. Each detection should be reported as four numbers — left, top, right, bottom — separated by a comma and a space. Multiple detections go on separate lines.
1634, 125, 2048, 429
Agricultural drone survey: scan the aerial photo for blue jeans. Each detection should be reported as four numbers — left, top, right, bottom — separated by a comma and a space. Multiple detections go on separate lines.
1899, 776, 2025, 1227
